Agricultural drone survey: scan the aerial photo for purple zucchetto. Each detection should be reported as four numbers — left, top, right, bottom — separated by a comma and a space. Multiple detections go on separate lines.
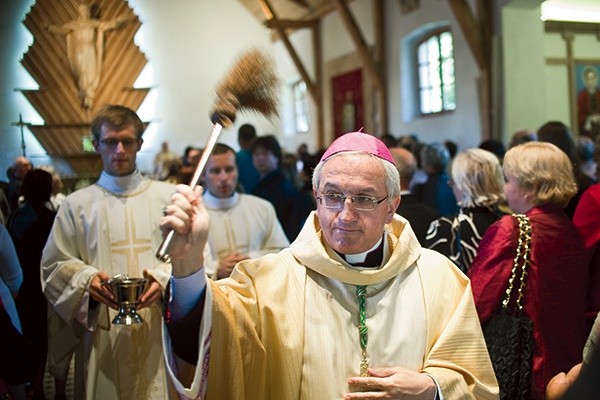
320, 131, 396, 165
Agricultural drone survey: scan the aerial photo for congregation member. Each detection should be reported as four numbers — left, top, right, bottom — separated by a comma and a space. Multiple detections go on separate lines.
8, 156, 32, 212
413, 142, 459, 216
389, 147, 439, 244
536, 121, 593, 217
160, 131, 499, 399
576, 136, 597, 183
0, 224, 25, 400
424, 148, 505, 273
251, 134, 312, 241
469, 142, 588, 399
508, 128, 536, 149
573, 182, 600, 331
201, 143, 289, 279
153, 141, 179, 181
236, 123, 260, 193
41, 105, 174, 399
0, 223, 22, 342
7, 169, 57, 399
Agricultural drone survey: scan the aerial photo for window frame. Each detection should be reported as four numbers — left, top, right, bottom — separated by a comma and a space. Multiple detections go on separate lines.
415, 27, 456, 116
292, 79, 310, 134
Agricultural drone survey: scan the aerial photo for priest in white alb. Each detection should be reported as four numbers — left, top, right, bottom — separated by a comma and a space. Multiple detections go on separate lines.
160, 131, 500, 399
42, 105, 175, 399
201, 143, 289, 279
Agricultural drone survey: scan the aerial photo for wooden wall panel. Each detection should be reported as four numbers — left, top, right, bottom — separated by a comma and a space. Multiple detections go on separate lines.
19, 0, 149, 175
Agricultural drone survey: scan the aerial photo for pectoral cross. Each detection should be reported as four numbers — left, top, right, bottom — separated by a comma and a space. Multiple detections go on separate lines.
360, 350, 369, 377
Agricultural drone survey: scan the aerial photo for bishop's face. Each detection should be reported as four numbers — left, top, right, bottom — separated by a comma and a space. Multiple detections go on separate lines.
314, 153, 399, 255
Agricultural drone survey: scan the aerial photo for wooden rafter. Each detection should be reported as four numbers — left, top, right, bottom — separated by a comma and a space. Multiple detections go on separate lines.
258, 0, 324, 143
374, 0, 387, 134
330, 0, 383, 92
447, 0, 486, 69
288, 0, 310, 9
259, 0, 317, 100
264, 19, 316, 29
447, 0, 493, 140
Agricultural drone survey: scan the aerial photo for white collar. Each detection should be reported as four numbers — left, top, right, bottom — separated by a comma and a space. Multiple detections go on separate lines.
203, 191, 240, 210
96, 170, 143, 195
344, 236, 384, 264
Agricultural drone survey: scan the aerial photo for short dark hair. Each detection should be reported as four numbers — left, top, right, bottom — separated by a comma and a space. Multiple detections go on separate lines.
21, 169, 53, 204
251, 135, 282, 162
211, 143, 236, 156
91, 105, 145, 140
238, 124, 257, 143
536, 121, 576, 163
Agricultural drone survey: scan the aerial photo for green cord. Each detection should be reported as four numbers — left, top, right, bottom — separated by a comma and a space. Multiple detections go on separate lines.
357, 285, 368, 351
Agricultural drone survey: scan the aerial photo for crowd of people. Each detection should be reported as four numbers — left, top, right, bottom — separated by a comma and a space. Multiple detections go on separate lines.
1, 105, 599, 399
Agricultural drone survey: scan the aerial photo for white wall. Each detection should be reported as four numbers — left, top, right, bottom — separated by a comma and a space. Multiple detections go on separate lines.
501, 4, 548, 139
502, 3, 600, 139
386, 0, 482, 152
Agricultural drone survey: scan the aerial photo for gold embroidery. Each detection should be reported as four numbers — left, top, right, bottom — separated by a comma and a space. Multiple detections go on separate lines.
110, 206, 152, 276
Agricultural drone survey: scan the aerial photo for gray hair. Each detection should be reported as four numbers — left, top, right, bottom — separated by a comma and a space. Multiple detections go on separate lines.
451, 148, 505, 208
312, 151, 400, 201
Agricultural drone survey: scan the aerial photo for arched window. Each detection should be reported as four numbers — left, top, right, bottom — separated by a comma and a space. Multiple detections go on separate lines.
416, 29, 456, 114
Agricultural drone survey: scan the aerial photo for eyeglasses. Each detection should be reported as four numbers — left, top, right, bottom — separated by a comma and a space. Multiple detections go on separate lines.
99, 138, 139, 148
317, 192, 388, 211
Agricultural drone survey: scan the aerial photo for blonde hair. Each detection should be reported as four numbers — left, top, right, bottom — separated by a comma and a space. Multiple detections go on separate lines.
451, 148, 505, 208
503, 142, 577, 208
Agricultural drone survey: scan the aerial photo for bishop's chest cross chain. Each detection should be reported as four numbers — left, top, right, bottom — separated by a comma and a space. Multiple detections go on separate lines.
356, 285, 369, 377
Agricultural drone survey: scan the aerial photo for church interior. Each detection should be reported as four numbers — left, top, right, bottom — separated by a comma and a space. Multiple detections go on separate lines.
1, 1, 600, 399
0, 0, 599, 180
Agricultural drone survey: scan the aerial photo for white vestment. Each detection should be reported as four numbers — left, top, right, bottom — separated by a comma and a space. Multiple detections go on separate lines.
42, 171, 174, 400
202, 191, 289, 277
164, 213, 499, 400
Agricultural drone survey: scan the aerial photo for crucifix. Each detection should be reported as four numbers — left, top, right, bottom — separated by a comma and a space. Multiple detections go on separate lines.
11, 114, 30, 157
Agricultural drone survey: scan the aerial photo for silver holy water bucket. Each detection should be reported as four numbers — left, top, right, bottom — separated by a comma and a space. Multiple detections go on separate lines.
106, 275, 149, 325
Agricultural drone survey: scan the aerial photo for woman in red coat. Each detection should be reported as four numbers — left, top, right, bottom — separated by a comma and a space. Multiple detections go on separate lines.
469, 141, 589, 399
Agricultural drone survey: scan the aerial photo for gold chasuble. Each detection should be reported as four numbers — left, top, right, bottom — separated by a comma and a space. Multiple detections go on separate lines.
42, 171, 174, 399
165, 212, 499, 399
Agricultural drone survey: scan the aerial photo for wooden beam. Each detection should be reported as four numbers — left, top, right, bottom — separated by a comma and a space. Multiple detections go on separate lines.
331, 0, 383, 92
447, 0, 485, 69
313, 20, 324, 148
288, 0, 310, 9
476, 0, 491, 67
374, 0, 387, 134
259, 0, 318, 102
447, 0, 494, 141
476, 0, 492, 141
561, 32, 581, 134
264, 19, 316, 29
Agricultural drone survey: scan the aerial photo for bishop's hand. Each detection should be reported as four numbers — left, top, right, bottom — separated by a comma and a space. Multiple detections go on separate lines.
346, 366, 436, 399
160, 184, 210, 278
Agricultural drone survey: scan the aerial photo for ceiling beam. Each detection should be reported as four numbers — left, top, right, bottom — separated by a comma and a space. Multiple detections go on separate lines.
264, 19, 317, 29
447, 0, 493, 140
258, 0, 323, 143
447, 0, 486, 69
330, 0, 383, 92
287, 0, 310, 9
374, 0, 387, 134
259, 0, 318, 101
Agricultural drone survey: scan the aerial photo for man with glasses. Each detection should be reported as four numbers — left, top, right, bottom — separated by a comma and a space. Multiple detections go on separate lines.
41, 105, 174, 399
160, 131, 498, 399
